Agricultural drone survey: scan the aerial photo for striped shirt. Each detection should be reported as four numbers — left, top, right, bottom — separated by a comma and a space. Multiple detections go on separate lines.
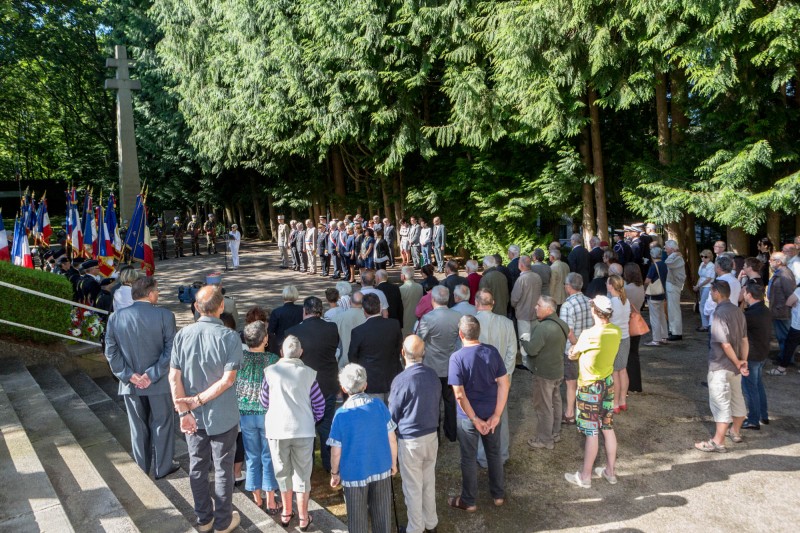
560, 292, 594, 354
260, 376, 326, 422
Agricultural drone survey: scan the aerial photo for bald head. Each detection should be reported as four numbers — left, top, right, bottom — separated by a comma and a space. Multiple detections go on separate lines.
402, 335, 426, 363
351, 291, 363, 307
195, 286, 224, 317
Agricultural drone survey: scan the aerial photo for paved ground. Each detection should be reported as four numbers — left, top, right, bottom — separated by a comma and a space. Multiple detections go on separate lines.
153, 240, 799, 532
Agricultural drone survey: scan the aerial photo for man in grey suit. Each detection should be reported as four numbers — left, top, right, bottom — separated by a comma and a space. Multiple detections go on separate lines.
417, 286, 463, 442
432, 217, 446, 273
408, 216, 422, 269
104, 276, 179, 479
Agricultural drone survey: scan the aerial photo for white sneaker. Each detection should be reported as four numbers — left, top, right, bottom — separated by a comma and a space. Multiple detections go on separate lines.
593, 466, 618, 485
564, 471, 591, 488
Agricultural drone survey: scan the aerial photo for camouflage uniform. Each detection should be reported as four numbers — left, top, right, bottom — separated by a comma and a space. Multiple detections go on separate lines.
204, 216, 217, 254
154, 218, 168, 260
187, 216, 201, 255
171, 217, 185, 258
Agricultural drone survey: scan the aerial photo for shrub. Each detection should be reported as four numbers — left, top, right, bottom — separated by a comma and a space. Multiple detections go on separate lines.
0, 261, 73, 344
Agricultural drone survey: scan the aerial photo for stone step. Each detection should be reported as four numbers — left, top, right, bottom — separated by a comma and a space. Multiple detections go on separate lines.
71, 369, 346, 532
0, 381, 73, 532
0, 359, 138, 533
29, 365, 194, 533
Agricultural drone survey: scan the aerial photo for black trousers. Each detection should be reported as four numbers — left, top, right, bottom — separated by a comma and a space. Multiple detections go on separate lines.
440, 377, 457, 442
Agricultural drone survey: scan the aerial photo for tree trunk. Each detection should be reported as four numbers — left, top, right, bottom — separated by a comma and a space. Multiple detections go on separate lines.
223, 202, 235, 229
767, 209, 781, 251
588, 89, 608, 241
398, 171, 406, 220
683, 213, 700, 287
331, 147, 346, 218
393, 173, 402, 223
578, 125, 596, 245
671, 68, 690, 145
727, 228, 750, 256
796, 213, 800, 238
249, 173, 269, 240
381, 176, 391, 222
655, 71, 671, 165
266, 193, 277, 241
236, 201, 246, 237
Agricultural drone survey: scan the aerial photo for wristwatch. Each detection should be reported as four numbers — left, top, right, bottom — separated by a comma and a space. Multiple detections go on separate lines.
179, 410, 193, 418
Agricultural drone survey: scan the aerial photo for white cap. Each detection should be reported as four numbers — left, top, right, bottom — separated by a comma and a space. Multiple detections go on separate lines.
592, 295, 613, 314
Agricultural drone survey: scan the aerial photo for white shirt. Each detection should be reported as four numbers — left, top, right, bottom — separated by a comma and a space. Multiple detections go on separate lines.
703, 272, 740, 317
228, 230, 241, 243
360, 287, 389, 311
420, 227, 431, 246
791, 288, 800, 330
610, 296, 631, 339
113, 286, 134, 312
788, 256, 800, 281
697, 261, 715, 287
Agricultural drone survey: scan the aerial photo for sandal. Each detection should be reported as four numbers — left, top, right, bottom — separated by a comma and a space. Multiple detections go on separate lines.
726, 430, 743, 443
280, 511, 295, 527
299, 514, 313, 532
447, 496, 476, 512
694, 439, 727, 453
265, 501, 283, 516
766, 368, 786, 376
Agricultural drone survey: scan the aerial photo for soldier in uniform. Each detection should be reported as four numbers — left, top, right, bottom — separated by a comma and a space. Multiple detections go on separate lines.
154, 217, 168, 260
204, 214, 218, 254
77, 259, 102, 306
187, 214, 202, 256
171, 216, 185, 258
276, 214, 289, 269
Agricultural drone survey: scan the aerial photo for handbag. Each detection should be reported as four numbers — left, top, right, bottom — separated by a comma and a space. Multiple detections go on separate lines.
645, 277, 664, 297
629, 308, 650, 336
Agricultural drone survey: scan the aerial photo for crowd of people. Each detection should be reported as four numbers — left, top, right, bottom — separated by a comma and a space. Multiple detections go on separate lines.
93, 209, 800, 532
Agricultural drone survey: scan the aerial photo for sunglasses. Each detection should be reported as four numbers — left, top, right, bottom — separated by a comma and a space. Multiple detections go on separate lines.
701, 255, 710, 258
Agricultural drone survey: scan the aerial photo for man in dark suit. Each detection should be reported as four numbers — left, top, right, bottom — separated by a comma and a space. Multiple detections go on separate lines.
507, 245, 521, 287
375, 269, 403, 328
408, 217, 421, 269
348, 293, 403, 403
441, 260, 468, 307
567, 233, 592, 290
588, 236, 604, 271
104, 276, 179, 479
286, 296, 340, 472
317, 222, 330, 276
383, 217, 396, 267
328, 221, 341, 279
294, 221, 307, 272
432, 216, 446, 272
267, 285, 304, 348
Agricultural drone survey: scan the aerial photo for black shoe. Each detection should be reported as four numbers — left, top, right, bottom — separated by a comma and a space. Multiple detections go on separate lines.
741, 422, 760, 430
425, 528, 438, 533
700, 381, 708, 387
696, 326, 709, 332
761, 418, 770, 425
667, 335, 683, 341
398, 526, 407, 533
279, 266, 288, 270
155, 462, 181, 480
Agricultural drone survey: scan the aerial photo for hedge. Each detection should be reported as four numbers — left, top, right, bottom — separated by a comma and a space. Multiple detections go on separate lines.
0, 261, 74, 344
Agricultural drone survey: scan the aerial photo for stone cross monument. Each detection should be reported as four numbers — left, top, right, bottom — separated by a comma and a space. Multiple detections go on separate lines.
105, 45, 142, 223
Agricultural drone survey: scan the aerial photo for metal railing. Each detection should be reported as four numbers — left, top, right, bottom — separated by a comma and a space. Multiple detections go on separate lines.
0, 280, 109, 347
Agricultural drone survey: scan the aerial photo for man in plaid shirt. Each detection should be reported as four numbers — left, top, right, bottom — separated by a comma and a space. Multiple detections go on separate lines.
559, 273, 594, 424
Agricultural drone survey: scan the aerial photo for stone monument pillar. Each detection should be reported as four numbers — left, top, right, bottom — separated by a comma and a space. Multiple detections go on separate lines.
105, 45, 142, 223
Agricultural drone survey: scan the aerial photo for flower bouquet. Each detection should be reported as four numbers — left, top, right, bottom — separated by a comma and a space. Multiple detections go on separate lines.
67, 308, 105, 342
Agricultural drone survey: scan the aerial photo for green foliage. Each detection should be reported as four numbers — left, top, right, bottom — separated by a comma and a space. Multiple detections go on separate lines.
0, 262, 73, 344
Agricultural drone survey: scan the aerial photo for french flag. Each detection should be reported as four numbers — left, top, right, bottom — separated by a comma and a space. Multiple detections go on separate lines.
35, 198, 52, 245
0, 210, 10, 262
97, 204, 115, 277
11, 216, 33, 268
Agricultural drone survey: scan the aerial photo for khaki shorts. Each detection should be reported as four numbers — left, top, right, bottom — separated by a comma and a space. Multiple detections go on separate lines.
708, 369, 746, 423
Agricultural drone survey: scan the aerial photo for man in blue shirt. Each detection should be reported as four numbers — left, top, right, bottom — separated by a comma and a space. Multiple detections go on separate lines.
389, 335, 441, 533
170, 286, 243, 533
447, 315, 510, 512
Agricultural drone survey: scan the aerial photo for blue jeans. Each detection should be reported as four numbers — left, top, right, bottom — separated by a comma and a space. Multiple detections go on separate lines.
741, 361, 768, 425
421, 244, 431, 266
457, 417, 504, 507
773, 319, 790, 357
240, 414, 278, 492
316, 394, 337, 472
699, 287, 711, 328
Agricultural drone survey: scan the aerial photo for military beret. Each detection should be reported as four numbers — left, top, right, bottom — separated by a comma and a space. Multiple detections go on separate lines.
81, 259, 99, 270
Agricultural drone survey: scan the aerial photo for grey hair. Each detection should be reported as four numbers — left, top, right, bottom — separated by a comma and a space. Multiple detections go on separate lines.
664, 239, 678, 250
538, 296, 557, 313
483, 255, 497, 268
131, 276, 158, 300
594, 262, 609, 278
771, 252, 787, 266
650, 247, 662, 259
454, 284, 470, 302
609, 263, 623, 276
458, 315, 481, 341
339, 363, 368, 394
533, 248, 545, 262
550, 248, 561, 260
508, 244, 520, 257
243, 320, 267, 349
336, 281, 352, 296
375, 269, 388, 283
519, 256, 531, 269
716, 254, 734, 272
590, 236, 600, 247
570, 233, 582, 246
119, 268, 141, 285
431, 285, 450, 306
282, 285, 299, 302
282, 335, 303, 358
465, 259, 479, 273
565, 272, 584, 291
401, 265, 415, 280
